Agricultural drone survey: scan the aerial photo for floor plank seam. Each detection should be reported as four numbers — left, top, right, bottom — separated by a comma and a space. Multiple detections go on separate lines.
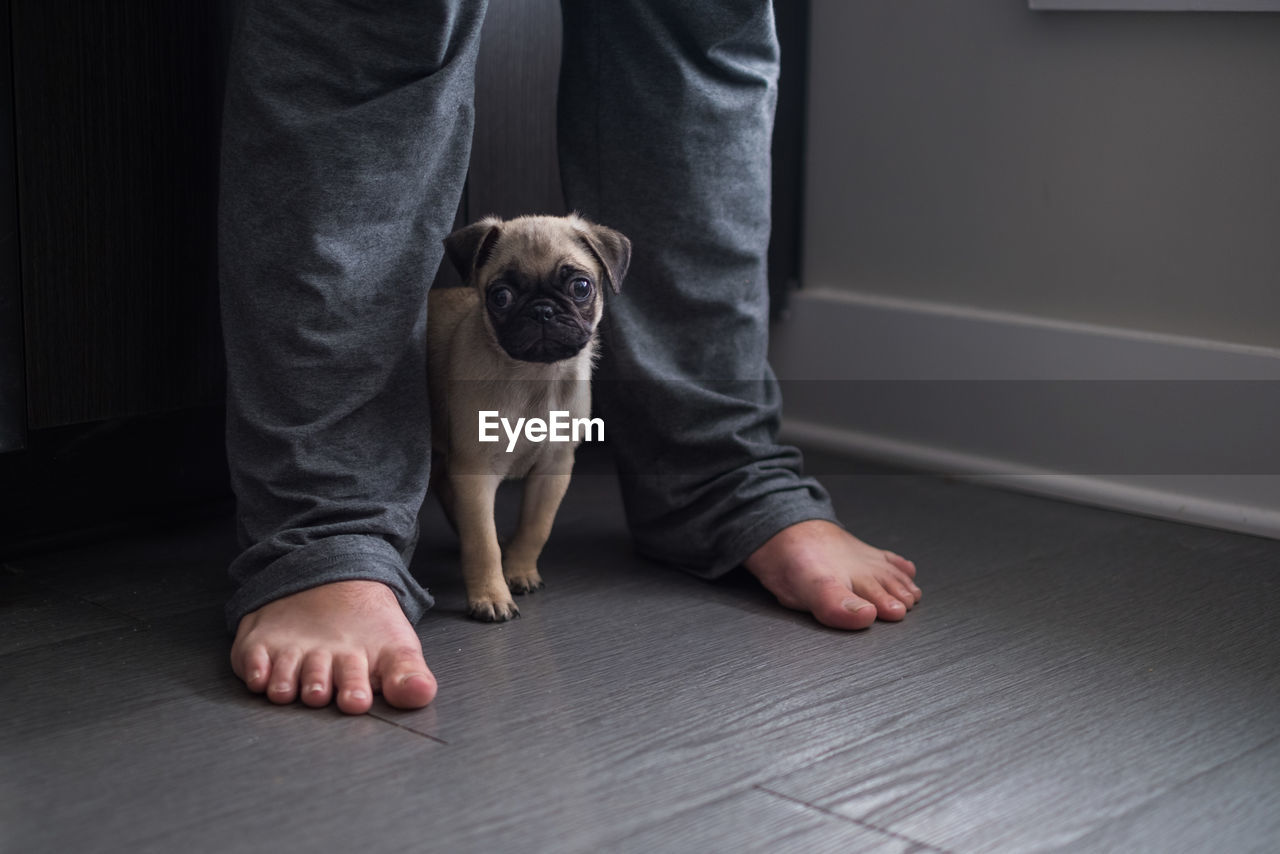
368, 712, 449, 745
753, 784, 953, 853
0, 593, 155, 658
598, 786, 784, 850
64, 595, 154, 631
10, 566, 157, 629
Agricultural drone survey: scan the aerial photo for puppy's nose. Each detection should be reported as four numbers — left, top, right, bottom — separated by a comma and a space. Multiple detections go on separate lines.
530, 302, 555, 322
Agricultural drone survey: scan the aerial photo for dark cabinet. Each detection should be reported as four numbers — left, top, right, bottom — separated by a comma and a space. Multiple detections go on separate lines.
0, 0, 22, 452
1, 0, 233, 552
9, 0, 228, 432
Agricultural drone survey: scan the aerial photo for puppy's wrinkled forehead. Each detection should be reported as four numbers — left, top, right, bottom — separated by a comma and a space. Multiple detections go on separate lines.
481, 222, 598, 283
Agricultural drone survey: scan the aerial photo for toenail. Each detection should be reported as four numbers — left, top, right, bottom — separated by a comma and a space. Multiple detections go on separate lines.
250, 669, 262, 682
348, 689, 368, 700
272, 683, 290, 693
843, 598, 873, 613
307, 683, 324, 694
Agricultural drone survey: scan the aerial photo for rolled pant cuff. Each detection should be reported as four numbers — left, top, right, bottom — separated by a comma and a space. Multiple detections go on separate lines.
224, 534, 434, 632
713, 499, 842, 580
638, 493, 842, 581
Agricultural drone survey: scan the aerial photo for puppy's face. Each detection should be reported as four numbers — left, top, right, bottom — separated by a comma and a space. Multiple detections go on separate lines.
445, 215, 631, 364
480, 229, 602, 364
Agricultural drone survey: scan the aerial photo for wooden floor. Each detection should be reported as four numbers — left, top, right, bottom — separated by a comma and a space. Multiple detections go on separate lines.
3, 447, 1278, 853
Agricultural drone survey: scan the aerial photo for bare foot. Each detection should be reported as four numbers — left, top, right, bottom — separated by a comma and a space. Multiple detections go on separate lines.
230, 580, 437, 714
744, 520, 921, 630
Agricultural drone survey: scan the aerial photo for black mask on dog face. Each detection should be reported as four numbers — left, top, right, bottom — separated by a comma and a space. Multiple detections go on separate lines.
485, 264, 596, 364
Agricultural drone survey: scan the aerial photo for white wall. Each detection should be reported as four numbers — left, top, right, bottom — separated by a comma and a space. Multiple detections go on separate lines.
801, 0, 1280, 348
777, 0, 1280, 538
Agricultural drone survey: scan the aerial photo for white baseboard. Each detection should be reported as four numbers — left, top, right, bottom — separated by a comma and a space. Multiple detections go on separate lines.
770, 289, 1280, 540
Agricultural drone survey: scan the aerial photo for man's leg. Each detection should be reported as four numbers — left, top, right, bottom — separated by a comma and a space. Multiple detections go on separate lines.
220, 0, 487, 712
556, 0, 920, 628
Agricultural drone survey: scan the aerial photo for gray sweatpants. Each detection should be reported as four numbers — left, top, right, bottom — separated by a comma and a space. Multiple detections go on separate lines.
219, 0, 838, 631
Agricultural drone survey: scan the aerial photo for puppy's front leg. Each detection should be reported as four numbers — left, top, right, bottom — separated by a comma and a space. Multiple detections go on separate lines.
450, 471, 520, 621
504, 449, 574, 595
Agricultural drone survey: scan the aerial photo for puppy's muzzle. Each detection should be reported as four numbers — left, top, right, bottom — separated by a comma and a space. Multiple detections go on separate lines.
500, 314, 591, 364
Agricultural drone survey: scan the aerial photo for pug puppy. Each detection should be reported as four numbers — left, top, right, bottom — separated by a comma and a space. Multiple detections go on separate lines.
427, 214, 630, 621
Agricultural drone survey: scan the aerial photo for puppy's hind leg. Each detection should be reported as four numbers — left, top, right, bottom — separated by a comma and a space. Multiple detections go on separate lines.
504, 449, 574, 594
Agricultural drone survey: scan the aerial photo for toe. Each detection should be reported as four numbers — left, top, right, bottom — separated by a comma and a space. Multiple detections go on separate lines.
333, 652, 374, 715
887, 579, 918, 610
266, 648, 303, 704
884, 551, 917, 578
234, 644, 272, 694
808, 578, 878, 631
891, 568, 923, 604
378, 645, 437, 709
864, 587, 908, 621
298, 650, 334, 709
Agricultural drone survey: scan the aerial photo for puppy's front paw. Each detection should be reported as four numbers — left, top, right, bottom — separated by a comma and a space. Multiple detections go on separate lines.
468, 594, 520, 622
504, 561, 544, 595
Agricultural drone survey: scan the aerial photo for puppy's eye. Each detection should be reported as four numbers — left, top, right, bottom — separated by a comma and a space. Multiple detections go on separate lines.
568, 278, 592, 302
488, 285, 513, 310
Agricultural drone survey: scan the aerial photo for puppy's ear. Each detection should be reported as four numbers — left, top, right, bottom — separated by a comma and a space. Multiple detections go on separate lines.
443, 218, 502, 283
575, 220, 631, 294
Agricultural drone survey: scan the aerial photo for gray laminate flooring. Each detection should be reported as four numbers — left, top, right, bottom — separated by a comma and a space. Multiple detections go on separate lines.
3, 447, 1278, 853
